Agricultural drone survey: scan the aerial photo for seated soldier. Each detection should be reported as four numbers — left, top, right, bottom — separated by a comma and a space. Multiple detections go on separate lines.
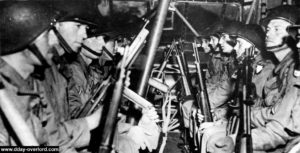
200, 6, 300, 153
0, 2, 98, 151
197, 22, 268, 153
284, 17, 300, 153
180, 21, 243, 148
66, 30, 160, 152
0, 1, 58, 146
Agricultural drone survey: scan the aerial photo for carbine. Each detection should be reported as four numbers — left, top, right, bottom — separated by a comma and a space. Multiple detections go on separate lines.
98, 46, 129, 153
192, 40, 213, 122
235, 48, 254, 153
173, 42, 198, 150
191, 40, 213, 151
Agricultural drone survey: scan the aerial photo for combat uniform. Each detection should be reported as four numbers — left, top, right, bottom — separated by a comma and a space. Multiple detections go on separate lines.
37, 62, 92, 152
205, 50, 300, 152
0, 59, 47, 145
250, 51, 300, 151
65, 54, 145, 153
67, 54, 102, 118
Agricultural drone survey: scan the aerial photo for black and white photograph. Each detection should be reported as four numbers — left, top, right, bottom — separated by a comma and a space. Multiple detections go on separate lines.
0, 0, 300, 153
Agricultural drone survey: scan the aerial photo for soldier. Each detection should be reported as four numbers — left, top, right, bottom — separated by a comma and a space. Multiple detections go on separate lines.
0, 1, 57, 145
196, 22, 268, 153
203, 5, 300, 153
284, 18, 300, 153
68, 28, 160, 152
0, 1, 119, 152
67, 33, 106, 118
0, 2, 98, 151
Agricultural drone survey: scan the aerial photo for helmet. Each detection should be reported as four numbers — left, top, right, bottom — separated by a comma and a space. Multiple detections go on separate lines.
220, 21, 244, 36
0, 1, 63, 55
201, 20, 224, 38
237, 24, 266, 52
261, 5, 300, 27
51, 0, 99, 26
287, 19, 300, 40
48, 0, 100, 55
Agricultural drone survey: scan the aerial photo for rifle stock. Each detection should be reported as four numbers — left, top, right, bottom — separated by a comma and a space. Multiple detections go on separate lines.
123, 87, 154, 109
148, 78, 170, 93
75, 76, 112, 118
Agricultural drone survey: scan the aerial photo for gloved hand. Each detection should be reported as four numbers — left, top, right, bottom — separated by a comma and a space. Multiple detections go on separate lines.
126, 126, 155, 152
214, 136, 234, 153
140, 107, 160, 124
135, 107, 160, 152
194, 109, 204, 123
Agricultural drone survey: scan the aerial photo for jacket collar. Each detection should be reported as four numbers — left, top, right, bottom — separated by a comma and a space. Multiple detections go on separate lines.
0, 58, 37, 96
274, 50, 294, 75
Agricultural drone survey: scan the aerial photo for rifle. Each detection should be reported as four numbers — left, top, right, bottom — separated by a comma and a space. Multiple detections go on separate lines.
75, 76, 112, 118
98, 46, 129, 153
190, 40, 213, 152
173, 41, 197, 150
235, 48, 254, 153
174, 43, 193, 98
155, 41, 176, 79
192, 40, 213, 122
125, 20, 150, 68
123, 87, 154, 109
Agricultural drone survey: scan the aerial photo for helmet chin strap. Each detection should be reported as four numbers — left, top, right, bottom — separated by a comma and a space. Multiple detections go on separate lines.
82, 44, 103, 57
27, 43, 50, 68
266, 43, 286, 51
266, 37, 289, 51
52, 27, 75, 55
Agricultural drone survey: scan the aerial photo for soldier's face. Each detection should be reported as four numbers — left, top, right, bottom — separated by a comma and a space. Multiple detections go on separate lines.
202, 38, 211, 53
209, 36, 219, 51
266, 19, 291, 49
56, 22, 87, 53
82, 36, 105, 60
219, 34, 234, 53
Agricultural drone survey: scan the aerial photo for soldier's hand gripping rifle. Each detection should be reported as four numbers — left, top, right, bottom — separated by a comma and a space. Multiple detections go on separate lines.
191, 40, 213, 151
235, 47, 254, 153
75, 76, 112, 118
